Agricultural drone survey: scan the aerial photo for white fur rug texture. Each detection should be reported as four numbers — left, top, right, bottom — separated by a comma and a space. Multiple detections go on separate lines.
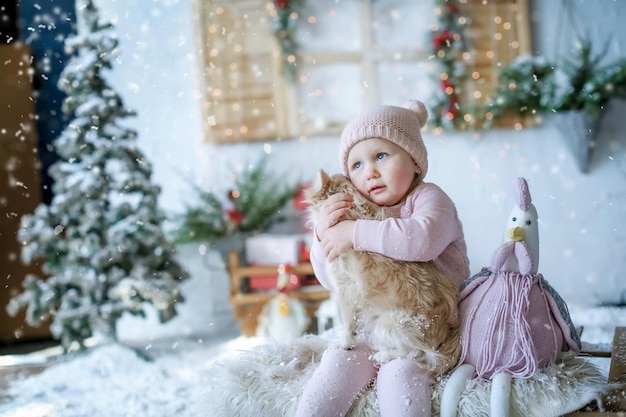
205, 333, 609, 417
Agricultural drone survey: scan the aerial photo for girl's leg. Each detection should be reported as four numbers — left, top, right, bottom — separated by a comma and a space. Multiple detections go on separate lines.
295, 344, 377, 417
376, 358, 435, 417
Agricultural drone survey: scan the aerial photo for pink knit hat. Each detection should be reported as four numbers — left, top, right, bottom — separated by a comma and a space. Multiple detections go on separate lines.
339, 99, 429, 178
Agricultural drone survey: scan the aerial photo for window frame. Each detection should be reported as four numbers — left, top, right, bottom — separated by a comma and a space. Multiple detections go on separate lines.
191, 0, 532, 144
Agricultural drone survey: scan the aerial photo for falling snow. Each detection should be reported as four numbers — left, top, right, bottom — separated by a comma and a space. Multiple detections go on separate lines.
5, 0, 187, 352
2, 0, 626, 415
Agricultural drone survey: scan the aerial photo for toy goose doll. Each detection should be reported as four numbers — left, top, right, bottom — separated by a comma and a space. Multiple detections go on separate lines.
256, 265, 310, 341
441, 177, 581, 417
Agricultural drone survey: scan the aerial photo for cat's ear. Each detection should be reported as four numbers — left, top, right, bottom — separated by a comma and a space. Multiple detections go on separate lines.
307, 169, 327, 195
319, 169, 330, 187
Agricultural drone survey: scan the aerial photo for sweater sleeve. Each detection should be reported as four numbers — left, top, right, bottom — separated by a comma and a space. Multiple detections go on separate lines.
309, 236, 335, 291
353, 183, 462, 263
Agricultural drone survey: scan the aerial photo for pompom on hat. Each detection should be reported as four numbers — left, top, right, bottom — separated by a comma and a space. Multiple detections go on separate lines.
339, 99, 429, 179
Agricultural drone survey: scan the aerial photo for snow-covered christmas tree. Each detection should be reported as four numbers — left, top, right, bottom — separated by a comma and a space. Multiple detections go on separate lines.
7, 0, 188, 352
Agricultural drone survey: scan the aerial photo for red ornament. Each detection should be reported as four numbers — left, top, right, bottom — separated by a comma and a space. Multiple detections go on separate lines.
432, 30, 454, 49
275, 0, 288, 9
226, 209, 244, 226
447, 4, 459, 14
440, 79, 454, 92
432, 35, 442, 49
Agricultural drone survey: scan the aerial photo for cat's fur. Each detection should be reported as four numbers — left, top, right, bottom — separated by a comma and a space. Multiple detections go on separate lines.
305, 170, 461, 374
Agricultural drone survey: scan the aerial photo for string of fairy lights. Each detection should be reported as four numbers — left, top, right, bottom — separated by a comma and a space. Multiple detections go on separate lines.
270, 0, 477, 131
270, 0, 303, 82
268, 0, 525, 132
429, 0, 472, 132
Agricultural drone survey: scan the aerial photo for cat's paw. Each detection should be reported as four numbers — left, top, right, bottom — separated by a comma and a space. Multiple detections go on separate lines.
338, 331, 355, 350
372, 349, 400, 364
329, 340, 354, 350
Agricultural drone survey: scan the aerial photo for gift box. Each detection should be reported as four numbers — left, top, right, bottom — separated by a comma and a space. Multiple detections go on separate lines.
300, 274, 320, 287
247, 273, 303, 292
245, 234, 305, 266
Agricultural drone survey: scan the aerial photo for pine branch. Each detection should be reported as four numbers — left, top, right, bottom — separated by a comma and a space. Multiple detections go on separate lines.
171, 157, 300, 244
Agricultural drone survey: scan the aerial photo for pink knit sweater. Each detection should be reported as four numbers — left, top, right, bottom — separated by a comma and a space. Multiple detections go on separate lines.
310, 181, 470, 290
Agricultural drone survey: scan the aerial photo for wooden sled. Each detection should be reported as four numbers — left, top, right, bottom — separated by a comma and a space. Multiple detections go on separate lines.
568, 326, 626, 416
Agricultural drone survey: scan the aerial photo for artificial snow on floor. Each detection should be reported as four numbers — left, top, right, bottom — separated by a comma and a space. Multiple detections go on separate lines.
0, 304, 624, 417
0, 329, 262, 417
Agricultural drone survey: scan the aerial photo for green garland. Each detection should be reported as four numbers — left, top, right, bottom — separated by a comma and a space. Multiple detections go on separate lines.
171, 157, 301, 244
484, 36, 626, 128
272, 0, 304, 82
481, 55, 553, 129
429, 0, 472, 131
271, 0, 477, 128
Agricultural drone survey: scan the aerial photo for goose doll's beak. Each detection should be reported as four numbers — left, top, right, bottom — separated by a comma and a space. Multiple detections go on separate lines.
507, 227, 526, 242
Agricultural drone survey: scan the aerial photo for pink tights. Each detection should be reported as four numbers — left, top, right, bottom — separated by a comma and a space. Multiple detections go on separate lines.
295, 343, 434, 417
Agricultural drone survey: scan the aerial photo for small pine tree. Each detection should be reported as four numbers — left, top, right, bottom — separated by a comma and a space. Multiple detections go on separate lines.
7, 0, 188, 351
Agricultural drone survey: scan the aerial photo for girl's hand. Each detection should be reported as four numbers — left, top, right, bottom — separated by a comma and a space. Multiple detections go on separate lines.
315, 193, 354, 241
321, 220, 356, 261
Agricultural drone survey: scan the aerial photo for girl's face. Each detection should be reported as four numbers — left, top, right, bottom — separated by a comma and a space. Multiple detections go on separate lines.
347, 138, 420, 206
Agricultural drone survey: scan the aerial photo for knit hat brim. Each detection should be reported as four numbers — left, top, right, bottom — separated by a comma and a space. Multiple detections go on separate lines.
339, 99, 429, 179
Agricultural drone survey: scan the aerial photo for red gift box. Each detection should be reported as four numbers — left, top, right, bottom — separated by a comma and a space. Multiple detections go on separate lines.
248, 272, 302, 292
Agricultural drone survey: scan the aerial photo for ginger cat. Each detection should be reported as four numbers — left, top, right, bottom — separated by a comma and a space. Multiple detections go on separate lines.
305, 170, 460, 374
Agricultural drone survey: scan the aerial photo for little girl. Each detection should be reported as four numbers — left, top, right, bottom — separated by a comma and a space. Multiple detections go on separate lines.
295, 100, 470, 417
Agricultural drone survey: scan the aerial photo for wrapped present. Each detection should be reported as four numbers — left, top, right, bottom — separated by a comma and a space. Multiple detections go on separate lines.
245, 234, 305, 265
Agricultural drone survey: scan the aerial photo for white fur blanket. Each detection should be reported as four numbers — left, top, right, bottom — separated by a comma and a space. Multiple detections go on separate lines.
205, 334, 609, 417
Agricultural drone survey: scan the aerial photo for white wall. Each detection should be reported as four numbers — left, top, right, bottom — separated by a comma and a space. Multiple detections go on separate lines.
530, 0, 626, 61
98, 0, 626, 340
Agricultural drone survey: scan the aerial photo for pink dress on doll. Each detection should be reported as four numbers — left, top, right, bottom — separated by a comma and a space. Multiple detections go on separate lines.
458, 240, 581, 380
440, 177, 582, 417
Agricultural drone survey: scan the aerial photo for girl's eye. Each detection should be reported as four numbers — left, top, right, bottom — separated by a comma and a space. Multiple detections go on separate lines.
352, 161, 362, 170
376, 152, 387, 161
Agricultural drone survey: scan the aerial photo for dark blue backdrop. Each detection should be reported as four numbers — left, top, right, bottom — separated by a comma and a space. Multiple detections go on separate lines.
18, 0, 76, 203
